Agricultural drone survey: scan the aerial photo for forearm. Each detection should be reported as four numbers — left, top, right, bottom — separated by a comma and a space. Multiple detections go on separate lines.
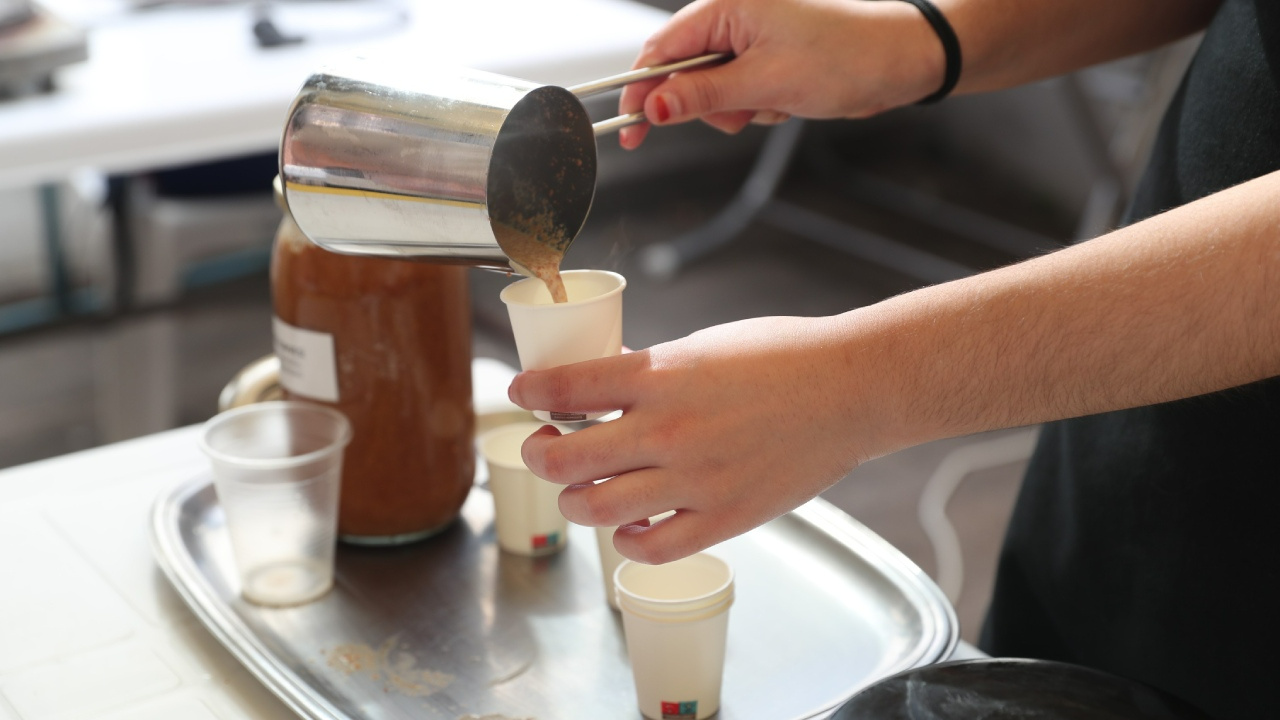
937, 0, 1221, 95
619, 0, 1223, 140
842, 169, 1280, 456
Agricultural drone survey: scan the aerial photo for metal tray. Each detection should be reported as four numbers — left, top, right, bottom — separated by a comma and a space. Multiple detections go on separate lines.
150, 474, 956, 720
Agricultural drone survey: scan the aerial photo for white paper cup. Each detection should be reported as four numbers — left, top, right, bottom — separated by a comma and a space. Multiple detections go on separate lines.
480, 421, 569, 556
499, 269, 625, 422
615, 553, 735, 720
598, 510, 677, 610
595, 525, 626, 610
199, 401, 351, 607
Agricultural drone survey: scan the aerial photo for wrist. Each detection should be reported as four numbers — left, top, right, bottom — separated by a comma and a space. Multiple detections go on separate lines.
893, 0, 962, 103
856, 0, 952, 111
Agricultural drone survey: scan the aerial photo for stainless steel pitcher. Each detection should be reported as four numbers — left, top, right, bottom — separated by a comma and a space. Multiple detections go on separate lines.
279, 54, 726, 273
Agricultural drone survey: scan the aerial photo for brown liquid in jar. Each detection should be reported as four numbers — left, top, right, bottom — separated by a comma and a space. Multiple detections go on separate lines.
271, 213, 475, 543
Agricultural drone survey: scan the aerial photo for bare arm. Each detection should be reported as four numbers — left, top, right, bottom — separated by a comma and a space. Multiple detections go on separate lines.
943, 0, 1220, 95
509, 169, 1280, 564
618, 0, 1221, 146
847, 169, 1280, 449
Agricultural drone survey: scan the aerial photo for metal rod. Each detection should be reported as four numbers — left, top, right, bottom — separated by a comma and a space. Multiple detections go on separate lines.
592, 112, 646, 137
567, 53, 730, 99
574, 53, 730, 136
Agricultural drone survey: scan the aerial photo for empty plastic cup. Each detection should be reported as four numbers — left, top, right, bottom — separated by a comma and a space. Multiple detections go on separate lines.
199, 401, 351, 606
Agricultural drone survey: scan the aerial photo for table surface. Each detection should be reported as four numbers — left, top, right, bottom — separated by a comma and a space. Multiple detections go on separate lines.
0, 0, 671, 190
0, 357, 982, 720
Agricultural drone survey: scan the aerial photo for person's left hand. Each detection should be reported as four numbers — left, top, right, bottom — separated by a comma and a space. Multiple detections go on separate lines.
508, 314, 893, 564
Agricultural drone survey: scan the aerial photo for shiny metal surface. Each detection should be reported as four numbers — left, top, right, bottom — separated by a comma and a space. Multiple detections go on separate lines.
566, 52, 730, 99
217, 354, 283, 412
281, 58, 595, 272
151, 473, 957, 720
279, 54, 727, 272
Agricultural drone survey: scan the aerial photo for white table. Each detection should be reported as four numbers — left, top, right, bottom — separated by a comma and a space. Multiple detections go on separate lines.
0, 0, 672, 190
0, 357, 981, 720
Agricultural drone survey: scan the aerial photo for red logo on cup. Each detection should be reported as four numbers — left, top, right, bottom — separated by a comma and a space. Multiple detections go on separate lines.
661, 700, 697, 719
532, 532, 560, 549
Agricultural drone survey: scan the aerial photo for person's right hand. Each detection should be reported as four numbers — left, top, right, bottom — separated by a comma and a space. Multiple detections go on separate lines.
507, 314, 914, 565
617, 0, 949, 149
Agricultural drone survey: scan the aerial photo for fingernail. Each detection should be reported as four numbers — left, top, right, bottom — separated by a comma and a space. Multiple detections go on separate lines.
653, 94, 673, 123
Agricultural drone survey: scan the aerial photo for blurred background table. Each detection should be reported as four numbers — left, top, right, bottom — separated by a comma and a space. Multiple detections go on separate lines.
0, 0, 671, 443
0, 0, 670, 189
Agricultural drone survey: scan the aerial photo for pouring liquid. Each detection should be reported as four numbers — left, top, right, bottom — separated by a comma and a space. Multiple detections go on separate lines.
494, 220, 569, 304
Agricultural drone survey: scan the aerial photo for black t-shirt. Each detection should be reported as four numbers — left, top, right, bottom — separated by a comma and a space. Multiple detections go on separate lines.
979, 2, 1280, 718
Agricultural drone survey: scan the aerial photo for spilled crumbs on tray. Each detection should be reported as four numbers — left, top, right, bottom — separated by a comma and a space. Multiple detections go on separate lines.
326, 635, 455, 697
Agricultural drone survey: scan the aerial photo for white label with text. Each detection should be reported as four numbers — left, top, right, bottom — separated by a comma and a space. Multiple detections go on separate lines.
272, 317, 339, 402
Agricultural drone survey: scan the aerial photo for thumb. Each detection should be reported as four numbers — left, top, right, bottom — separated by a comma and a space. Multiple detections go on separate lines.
644, 63, 751, 125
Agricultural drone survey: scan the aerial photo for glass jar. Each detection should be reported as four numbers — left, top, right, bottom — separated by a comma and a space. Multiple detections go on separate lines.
270, 182, 475, 544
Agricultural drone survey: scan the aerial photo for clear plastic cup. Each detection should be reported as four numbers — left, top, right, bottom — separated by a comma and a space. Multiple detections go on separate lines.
199, 401, 351, 607
499, 269, 625, 422
479, 421, 569, 556
615, 553, 735, 720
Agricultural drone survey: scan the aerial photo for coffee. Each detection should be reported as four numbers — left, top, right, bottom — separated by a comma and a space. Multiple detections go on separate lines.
493, 218, 569, 304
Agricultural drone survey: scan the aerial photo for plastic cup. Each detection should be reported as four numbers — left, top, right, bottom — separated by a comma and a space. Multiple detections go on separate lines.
615, 553, 735, 720
499, 269, 625, 422
479, 421, 569, 556
198, 401, 351, 607
595, 526, 626, 609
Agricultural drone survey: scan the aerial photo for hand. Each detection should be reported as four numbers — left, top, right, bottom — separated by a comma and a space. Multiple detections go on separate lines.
508, 315, 895, 564
617, 0, 946, 148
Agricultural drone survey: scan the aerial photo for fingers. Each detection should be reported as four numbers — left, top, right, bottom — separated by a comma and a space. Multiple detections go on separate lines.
617, 0, 737, 148
618, 125, 650, 150
632, 0, 733, 71
640, 63, 744, 127
557, 467, 680, 527
521, 418, 652, 486
619, 64, 765, 147
619, 77, 665, 117
749, 110, 792, 126
618, 76, 664, 149
508, 351, 644, 419
701, 110, 756, 135
613, 511, 727, 565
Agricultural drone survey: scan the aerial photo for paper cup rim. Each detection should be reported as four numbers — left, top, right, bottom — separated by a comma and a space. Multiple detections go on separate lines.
614, 553, 735, 618
198, 400, 352, 471
499, 269, 626, 307
478, 420, 558, 470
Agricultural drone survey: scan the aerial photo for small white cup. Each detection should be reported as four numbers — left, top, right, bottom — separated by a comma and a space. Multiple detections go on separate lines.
479, 421, 569, 556
615, 553, 735, 720
499, 269, 625, 422
595, 526, 626, 610
199, 401, 351, 607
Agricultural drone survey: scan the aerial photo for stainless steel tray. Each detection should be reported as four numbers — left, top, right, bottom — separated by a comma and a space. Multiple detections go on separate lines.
151, 474, 956, 720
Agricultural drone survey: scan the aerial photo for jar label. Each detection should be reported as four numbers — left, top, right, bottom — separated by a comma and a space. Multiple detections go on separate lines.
272, 317, 339, 402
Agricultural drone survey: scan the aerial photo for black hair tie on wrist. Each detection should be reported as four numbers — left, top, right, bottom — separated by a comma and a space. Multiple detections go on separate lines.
892, 0, 962, 104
